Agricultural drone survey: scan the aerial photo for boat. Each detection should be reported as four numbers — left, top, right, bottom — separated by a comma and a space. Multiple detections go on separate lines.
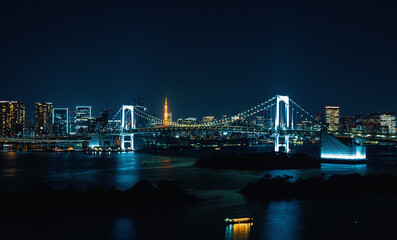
224, 217, 253, 224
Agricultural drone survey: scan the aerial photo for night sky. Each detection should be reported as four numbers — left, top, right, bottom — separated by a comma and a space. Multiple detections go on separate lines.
1, 0, 396, 119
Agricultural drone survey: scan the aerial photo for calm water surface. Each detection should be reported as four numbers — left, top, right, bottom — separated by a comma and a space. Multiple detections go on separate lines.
1, 144, 397, 240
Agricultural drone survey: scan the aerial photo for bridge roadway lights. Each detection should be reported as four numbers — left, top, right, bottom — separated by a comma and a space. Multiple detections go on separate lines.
120, 133, 134, 151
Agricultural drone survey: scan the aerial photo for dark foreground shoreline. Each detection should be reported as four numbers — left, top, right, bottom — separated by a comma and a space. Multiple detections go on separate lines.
196, 151, 321, 170
240, 173, 397, 201
0, 180, 202, 213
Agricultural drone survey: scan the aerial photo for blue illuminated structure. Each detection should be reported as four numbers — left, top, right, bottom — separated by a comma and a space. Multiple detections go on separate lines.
320, 131, 367, 164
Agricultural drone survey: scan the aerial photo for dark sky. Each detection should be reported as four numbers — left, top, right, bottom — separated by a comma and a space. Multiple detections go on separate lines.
1, 0, 396, 119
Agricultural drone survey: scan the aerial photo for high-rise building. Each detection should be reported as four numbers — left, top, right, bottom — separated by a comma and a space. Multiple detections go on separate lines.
25, 117, 35, 137
36, 102, 53, 136
99, 109, 112, 129
380, 113, 396, 134
0, 101, 25, 136
325, 106, 340, 131
164, 97, 169, 126
74, 106, 92, 135
167, 112, 172, 125
203, 116, 215, 123
315, 112, 323, 123
52, 108, 69, 136
367, 113, 381, 133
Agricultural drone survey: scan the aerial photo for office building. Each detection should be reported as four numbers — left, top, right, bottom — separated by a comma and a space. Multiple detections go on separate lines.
53, 108, 69, 136
74, 106, 92, 135
325, 106, 340, 131
36, 102, 53, 136
0, 101, 25, 136
380, 113, 396, 134
99, 109, 112, 129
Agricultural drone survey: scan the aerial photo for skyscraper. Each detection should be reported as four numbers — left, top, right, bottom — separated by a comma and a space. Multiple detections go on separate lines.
164, 97, 169, 126
0, 101, 25, 136
52, 108, 69, 136
380, 113, 396, 134
99, 109, 112, 129
36, 102, 53, 136
74, 106, 92, 135
325, 106, 340, 131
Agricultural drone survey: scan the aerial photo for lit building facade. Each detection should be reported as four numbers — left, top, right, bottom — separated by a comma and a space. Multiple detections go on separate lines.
74, 106, 92, 135
36, 102, 53, 136
99, 109, 112, 129
167, 112, 172, 125
325, 106, 340, 131
0, 101, 25, 136
52, 108, 69, 136
380, 114, 396, 134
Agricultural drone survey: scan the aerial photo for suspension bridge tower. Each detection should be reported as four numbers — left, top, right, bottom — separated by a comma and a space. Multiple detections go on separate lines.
120, 105, 135, 151
274, 95, 293, 153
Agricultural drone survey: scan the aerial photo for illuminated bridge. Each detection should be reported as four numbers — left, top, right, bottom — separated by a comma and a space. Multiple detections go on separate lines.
87, 94, 397, 162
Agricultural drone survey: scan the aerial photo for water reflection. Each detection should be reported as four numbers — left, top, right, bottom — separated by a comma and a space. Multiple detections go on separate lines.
262, 200, 302, 240
111, 217, 136, 240
225, 223, 252, 240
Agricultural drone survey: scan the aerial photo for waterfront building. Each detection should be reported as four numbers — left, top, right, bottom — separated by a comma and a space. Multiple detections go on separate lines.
315, 112, 323, 123
221, 115, 229, 126
177, 117, 198, 125
74, 106, 92, 135
88, 117, 99, 134
380, 113, 396, 134
99, 109, 112, 129
185, 117, 198, 125
107, 119, 121, 131
52, 108, 69, 136
366, 113, 381, 133
0, 101, 25, 136
167, 112, 172, 125
36, 102, 53, 136
203, 116, 215, 124
25, 117, 35, 137
325, 106, 340, 131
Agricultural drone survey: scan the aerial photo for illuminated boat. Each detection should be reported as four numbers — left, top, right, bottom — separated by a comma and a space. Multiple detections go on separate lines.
224, 217, 253, 224
320, 131, 367, 164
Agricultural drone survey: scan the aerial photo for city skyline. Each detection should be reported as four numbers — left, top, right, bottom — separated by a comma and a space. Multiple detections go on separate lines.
2, 95, 397, 121
1, 1, 396, 118
1, 2, 397, 240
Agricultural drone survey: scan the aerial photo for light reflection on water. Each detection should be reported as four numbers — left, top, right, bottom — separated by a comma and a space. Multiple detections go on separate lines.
261, 200, 302, 240
111, 217, 136, 240
225, 223, 252, 240
0, 145, 396, 239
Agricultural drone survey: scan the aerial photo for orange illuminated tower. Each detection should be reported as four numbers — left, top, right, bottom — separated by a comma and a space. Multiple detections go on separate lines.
164, 97, 169, 126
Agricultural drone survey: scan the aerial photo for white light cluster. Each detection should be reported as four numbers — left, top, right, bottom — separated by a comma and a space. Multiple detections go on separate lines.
320, 153, 366, 160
